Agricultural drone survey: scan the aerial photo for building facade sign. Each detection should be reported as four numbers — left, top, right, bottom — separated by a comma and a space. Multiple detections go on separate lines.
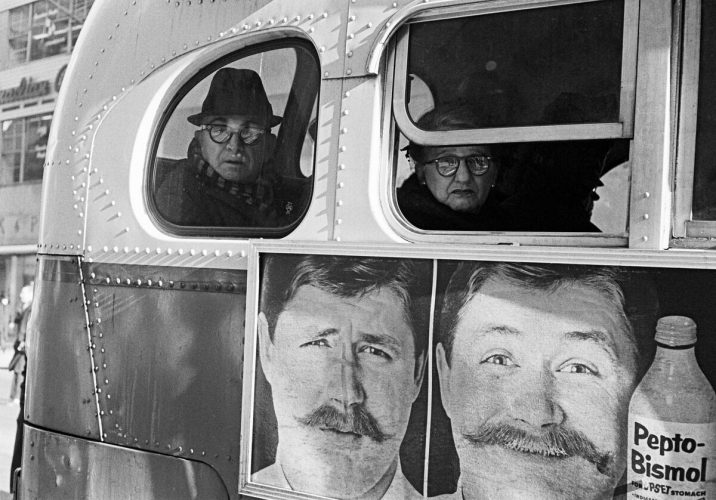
0, 213, 39, 245
0, 77, 51, 105
0, 64, 67, 106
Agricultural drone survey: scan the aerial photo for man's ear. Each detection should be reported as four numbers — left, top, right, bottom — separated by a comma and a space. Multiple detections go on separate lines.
435, 342, 453, 420
258, 312, 275, 385
263, 132, 277, 160
411, 348, 428, 402
415, 162, 426, 183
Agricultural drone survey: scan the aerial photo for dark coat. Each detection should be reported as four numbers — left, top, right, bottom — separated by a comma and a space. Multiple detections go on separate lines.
396, 174, 599, 232
396, 174, 511, 231
8, 306, 30, 374
154, 141, 303, 228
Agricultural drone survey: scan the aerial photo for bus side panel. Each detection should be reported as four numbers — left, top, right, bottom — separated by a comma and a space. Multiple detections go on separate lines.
84, 263, 246, 496
19, 426, 229, 499
26, 256, 100, 440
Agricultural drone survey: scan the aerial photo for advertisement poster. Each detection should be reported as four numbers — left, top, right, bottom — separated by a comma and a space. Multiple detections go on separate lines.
246, 254, 716, 499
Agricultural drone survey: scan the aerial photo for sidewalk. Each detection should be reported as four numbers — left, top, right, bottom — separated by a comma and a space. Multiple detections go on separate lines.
0, 347, 18, 498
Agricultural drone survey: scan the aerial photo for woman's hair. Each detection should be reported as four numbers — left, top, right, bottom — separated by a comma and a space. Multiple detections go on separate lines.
406, 105, 487, 163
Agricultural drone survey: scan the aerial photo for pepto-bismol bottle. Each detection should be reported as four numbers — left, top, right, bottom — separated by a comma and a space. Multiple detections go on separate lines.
627, 316, 715, 500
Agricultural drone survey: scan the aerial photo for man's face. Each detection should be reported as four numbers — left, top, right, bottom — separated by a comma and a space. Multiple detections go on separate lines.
19, 285, 32, 308
196, 116, 268, 183
417, 145, 497, 213
436, 279, 637, 500
259, 285, 425, 498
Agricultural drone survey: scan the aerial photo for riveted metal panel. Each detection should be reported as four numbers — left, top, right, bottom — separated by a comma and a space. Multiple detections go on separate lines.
73, 37, 344, 267
20, 426, 229, 499
332, 76, 404, 242
40, 0, 351, 257
26, 256, 100, 440
345, 0, 416, 77
82, 262, 246, 495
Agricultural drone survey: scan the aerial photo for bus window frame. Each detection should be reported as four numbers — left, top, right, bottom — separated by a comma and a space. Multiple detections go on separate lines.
381, 0, 638, 247
391, 0, 640, 147
146, 38, 319, 239
672, 0, 716, 241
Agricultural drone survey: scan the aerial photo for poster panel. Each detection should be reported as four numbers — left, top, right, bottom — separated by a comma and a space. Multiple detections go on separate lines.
249, 253, 434, 499
244, 253, 716, 499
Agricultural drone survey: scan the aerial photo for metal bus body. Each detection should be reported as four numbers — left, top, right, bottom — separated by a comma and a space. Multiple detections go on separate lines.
17, 0, 716, 498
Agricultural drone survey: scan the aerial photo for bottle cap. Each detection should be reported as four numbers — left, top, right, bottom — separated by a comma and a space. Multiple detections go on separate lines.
655, 315, 697, 347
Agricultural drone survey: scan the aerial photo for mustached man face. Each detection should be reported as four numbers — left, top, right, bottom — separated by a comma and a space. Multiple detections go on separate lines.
259, 285, 425, 499
436, 279, 638, 500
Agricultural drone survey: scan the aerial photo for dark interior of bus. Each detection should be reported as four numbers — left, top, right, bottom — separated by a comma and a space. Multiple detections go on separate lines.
400, 0, 631, 232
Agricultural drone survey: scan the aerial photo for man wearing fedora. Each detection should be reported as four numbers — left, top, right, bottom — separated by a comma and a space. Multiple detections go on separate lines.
155, 67, 295, 227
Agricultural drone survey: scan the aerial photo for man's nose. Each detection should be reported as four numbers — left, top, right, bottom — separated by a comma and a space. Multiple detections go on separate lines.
225, 132, 242, 153
507, 371, 565, 429
326, 345, 365, 409
453, 159, 472, 182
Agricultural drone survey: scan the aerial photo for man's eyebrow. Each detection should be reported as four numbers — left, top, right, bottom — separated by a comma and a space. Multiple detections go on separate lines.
315, 328, 339, 338
424, 148, 457, 159
475, 325, 522, 337
563, 329, 617, 359
359, 333, 402, 351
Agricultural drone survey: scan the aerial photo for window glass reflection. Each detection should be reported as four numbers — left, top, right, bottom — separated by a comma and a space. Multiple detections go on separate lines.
395, 1, 630, 234
406, 0, 624, 129
0, 113, 51, 185
692, 1, 716, 220
152, 44, 318, 235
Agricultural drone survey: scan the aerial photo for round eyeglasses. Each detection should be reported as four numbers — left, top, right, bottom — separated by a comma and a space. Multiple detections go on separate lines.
426, 154, 495, 177
201, 124, 267, 146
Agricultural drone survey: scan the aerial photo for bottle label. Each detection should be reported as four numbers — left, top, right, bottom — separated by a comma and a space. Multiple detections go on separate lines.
627, 415, 715, 500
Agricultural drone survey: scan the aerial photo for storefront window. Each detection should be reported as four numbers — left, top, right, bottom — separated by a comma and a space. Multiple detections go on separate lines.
8, 6, 30, 66
4, 0, 94, 69
0, 254, 35, 348
1, 113, 51, 185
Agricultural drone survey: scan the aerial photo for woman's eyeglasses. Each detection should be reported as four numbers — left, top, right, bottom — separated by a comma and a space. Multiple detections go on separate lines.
201, 124, 267, 145
426, 154, 495, 177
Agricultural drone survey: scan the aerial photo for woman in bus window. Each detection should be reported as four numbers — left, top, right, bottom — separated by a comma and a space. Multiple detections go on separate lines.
397, 105, 602, 232
398, 106, 510, 231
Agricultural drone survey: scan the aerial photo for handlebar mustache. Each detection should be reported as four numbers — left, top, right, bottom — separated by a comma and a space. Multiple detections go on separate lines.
463, 422, 615, 477
297, 404, 386, 443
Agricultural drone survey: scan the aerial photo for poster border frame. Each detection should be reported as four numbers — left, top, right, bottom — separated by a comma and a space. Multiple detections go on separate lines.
238, 240, 716, 499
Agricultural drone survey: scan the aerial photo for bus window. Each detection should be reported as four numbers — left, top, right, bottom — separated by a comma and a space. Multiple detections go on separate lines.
674, 1, 716, 240
150, 41, 319, 237
391, 0, 634, 235
690, 1, 716, 222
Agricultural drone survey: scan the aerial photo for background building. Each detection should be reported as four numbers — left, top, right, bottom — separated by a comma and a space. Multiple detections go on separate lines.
0, 0, 93, 346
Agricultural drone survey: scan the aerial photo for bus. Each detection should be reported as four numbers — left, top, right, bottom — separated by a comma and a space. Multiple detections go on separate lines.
17, 0, 715, 498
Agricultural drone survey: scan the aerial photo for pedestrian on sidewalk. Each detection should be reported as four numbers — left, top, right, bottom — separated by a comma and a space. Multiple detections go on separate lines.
7, 285, 32, 405
9, 283, 32, 494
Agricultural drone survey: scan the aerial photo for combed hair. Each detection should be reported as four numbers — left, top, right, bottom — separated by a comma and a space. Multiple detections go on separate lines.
260, 254, 432, 360
406, 105, 485, 163
438, 262, 657, 373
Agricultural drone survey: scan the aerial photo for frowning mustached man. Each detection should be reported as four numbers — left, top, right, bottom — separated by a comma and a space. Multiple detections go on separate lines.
254, 255, 430, 499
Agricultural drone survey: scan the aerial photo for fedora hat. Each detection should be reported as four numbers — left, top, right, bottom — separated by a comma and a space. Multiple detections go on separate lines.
187, 68, 282, 127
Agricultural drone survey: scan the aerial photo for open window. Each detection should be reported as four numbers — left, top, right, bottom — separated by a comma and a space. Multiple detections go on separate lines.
149, 39, 319, 238
673, 0, 716, 243
390, 0, 637, 238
